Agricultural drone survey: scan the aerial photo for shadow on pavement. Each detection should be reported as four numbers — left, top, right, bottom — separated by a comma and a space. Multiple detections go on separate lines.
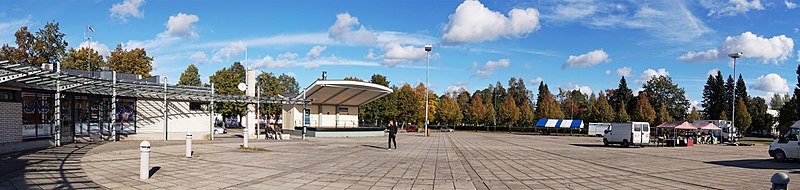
149, 166, 161, 178
706, 159, 800, 170
0, 142, 104, 189
361, 145, 387, 149
570, 143, 638, 148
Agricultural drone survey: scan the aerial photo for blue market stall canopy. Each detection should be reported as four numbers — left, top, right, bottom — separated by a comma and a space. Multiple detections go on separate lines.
535, 119, 584, 128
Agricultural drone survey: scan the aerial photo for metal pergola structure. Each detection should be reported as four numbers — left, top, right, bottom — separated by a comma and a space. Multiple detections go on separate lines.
0, 61, 309, 145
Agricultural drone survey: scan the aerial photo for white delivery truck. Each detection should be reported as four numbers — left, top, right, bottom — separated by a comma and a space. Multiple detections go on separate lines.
588, 123, 612, 137
769, 121, 800, 162
603, 122, 650, 147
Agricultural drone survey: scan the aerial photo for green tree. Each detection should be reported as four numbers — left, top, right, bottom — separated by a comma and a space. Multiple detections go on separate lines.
702, 72, 726, 120
535, 83, 564, 119
724, 75, 735, 116
0, 26, 35, 64
31, 21, 68, 65
255, 72, 299, 121
209, 62, 246, 118
735, 97, 752, 132
616, 102, 630, 122
360, 74, 394, 125
609, 76, 634, 113
343, 77, 363, 81
395, 84, 418, 126
178, 64, 202, 86
499, 95, 520, 128
770, 93, 789, 110
736, 74, 749, 105
779, 64, 800, 132
456, 90, 471, 125
655, 106, 672, 125
749, 97, 774, 133
643, 76, 690, 121
518, 100, 535, 127
688, 107, 701, 121
61, 47, 105, 71
632, 92, 656, 124
435, 94, 462, 126
595, 92, 615, 123
107, 44, 153, 77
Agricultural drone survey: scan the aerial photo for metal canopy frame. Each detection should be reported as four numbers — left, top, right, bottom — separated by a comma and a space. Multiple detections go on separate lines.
0, 61, 309, 145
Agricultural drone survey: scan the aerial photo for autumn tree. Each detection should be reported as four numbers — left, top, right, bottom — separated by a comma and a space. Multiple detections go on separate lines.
499, 95, 520, 129
107, 44, 153, 77
61, 47, 105, 71
655, 106, 672, 125
178, 64, 202, 86
616, 102, 630, 122
632, 92, 656, 125
735, 97, 752, 132
595, 92, 615, 123
535, 82, 564, 119
469, 93, 487, 126
436, 94, 462, 126
518, 100, 535, 127
688, 107, 701, 121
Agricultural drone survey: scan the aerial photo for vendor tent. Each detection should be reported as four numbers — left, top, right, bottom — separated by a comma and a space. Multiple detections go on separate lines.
656, 121, 697, 130
694, 122, 722, 130
535, 119, 584, 128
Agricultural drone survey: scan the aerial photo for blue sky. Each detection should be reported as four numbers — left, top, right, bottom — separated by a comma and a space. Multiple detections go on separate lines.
2, 0, 799, 109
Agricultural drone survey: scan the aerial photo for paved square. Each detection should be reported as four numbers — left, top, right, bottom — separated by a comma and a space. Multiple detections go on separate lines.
76, 132, 797, 189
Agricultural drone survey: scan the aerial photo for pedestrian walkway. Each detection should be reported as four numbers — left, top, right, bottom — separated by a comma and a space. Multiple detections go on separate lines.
0, 141, 105, 190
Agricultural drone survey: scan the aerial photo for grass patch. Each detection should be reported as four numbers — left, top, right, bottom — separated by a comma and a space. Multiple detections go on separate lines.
239, 145, 269, 151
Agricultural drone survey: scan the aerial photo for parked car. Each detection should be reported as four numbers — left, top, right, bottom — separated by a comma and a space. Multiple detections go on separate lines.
603, 122, 650, 147
406, 126, 418, 132
225, 119, 242, 128
440, 127, 454, 132
214, 126, 227, 134
769, 121, 800, 162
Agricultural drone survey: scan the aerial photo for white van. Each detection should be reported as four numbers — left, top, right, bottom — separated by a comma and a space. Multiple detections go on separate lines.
769, 121, 800, 162
603, 122, 650, 147
588, 123, 612, 137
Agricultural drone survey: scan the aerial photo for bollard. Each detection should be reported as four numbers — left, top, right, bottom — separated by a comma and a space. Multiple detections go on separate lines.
185, 132, 192, 158
772, 172, 790, 190
243, 128, 249, 148
139, 141, 151, 180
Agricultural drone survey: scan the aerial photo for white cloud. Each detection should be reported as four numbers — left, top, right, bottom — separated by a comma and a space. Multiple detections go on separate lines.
563, 49, 609, 68
0, 17, 30, 45
529, 77, 544, 84
616, 66, 632, 77
753, 73, 790, 94
78, 41, 111, 57
306, 45, 327, 60
787, 0, 798, 9
109, 0, 145, 21
211, 41, 246, 62
558, 82, 593, 95
678, 32, 794, 64
544, 1, 712, 43
277, 52, 298, 60
163, 13, 199, 38
707, 68, 720, 77
250, 55, 295, 69
328, 13, 377, 44
701, 0, 764, 17
473, 58, 510, 77
640, 68, 669, 83
442, 0, 540, 44
446, 82, 469, 92
285, 72, 296, 77
380, 43, 430, 66
605, 70, 612, 75
190, 51, 207, 64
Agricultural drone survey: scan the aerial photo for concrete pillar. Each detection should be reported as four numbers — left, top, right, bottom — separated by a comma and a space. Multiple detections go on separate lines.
139, 141, 150, 180
245, 70, 256, 139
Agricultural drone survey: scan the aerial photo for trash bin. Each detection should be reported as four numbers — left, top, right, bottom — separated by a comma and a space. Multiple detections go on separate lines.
687, 138, 694, 147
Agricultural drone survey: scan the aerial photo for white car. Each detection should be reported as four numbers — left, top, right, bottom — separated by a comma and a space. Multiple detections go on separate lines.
769, 121, 800, 162
440, 127, 454, 132
603, 122, 650, 147
214, 126, 227, 134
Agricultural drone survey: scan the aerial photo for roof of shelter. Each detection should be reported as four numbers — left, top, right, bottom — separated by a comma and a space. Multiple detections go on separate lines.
535, 119, 584, 128
296, 80, 393, 106
0, 61, 306, 104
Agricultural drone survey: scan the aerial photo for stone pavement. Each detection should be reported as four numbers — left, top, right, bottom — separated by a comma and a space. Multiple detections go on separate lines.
0, 141, 105, 190
72, 132, 800, 189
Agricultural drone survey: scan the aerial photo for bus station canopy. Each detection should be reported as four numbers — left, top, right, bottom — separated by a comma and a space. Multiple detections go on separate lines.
295, 80, 393, 106
535, 119, 584, 128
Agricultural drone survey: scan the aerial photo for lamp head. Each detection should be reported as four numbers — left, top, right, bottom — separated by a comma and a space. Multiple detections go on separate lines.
424, 45, 432, 52
728, 52, 742, 59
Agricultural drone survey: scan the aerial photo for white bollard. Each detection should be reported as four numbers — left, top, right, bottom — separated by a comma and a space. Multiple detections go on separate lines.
185, 132, 192, 158
243, 128, 249, 148
139, 141, 151, 180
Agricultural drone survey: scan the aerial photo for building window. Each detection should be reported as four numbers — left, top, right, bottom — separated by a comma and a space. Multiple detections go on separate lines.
22, 92, 54, 140
190, 102, 207, 111
338, 107, 348, 113
0, 90, 18, 102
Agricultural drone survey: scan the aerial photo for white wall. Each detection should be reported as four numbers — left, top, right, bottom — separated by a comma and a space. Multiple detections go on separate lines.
130, 99, 211, 140
282, 104, 360, 129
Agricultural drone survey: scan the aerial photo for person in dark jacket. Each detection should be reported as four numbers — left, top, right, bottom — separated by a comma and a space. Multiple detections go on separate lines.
388, 120, 398, 150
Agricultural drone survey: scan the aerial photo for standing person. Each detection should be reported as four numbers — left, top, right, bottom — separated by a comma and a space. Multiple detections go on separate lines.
388, 120, 398, 150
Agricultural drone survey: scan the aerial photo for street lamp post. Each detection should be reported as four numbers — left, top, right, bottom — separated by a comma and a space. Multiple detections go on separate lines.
728, 52, 742, 144
424, 45, 432, 137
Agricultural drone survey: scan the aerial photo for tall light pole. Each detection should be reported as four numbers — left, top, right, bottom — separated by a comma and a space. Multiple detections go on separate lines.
424, 45, 432, 137
728, 52, 742, 144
